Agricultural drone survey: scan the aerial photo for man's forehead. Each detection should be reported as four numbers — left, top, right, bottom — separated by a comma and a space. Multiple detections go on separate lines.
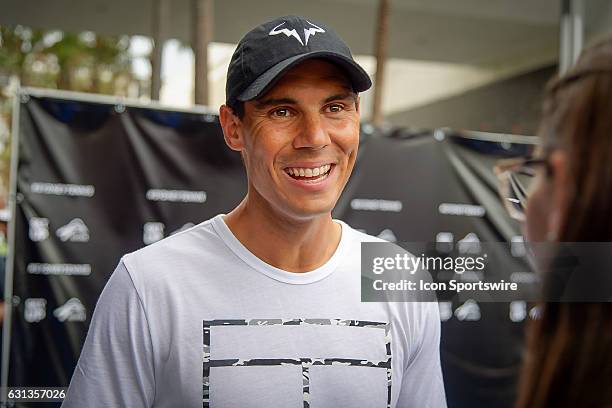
244, 59, 357, 109
270, 59, 353, 90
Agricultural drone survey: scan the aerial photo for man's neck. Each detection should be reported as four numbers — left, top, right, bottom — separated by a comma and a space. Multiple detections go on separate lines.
223, 197, 342, 273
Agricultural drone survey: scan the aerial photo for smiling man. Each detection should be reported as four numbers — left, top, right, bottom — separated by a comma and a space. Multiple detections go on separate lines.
62, 16, 446, 408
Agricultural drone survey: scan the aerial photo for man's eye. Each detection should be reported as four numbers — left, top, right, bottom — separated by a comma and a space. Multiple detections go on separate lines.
272, 108, 291, 117
326, 104, 344, 113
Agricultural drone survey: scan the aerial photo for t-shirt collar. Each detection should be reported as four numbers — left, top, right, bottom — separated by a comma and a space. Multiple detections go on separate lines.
211, 214, 349, 285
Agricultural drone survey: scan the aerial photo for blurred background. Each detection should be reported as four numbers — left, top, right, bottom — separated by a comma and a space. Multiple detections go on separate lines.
1, 0, 612, 407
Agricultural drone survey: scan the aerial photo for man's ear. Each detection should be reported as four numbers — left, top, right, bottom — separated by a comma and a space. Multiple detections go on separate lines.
548, 150, 569, 239
355, 95, 360, 113
219, 104, 244, 152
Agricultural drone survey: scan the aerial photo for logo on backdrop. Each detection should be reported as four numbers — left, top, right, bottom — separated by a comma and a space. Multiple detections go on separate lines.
509, 301, 527, 322
143, 222, 165, 245
27, 263, 92, 276
529, 305, 541, 320
54, 298, 86, 322
377, 228, 397, 242
435, 232, 454, 253
350, 198, 403, 212
268, 20, 325, 46
457, 233, 481, 254
438, 203, 485, 217
24, 298, 47, 323
56, 218, 90, 242
438, 301, 452, 322
30, 182, 95, 197
146, 189, 207, 203
29, 217, 49, 242
454, 299, 481, 321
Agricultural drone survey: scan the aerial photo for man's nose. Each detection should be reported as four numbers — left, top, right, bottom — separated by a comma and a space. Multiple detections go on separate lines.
293, 112, 331, 149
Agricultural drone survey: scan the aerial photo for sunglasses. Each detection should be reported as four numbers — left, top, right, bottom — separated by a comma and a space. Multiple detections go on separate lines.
494, 156, 550, 222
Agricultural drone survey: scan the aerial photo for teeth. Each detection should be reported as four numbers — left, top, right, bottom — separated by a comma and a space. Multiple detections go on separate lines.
285, 164, 332, 179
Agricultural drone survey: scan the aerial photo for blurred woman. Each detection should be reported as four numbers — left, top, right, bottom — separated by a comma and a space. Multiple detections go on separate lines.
514, 38, 612, 407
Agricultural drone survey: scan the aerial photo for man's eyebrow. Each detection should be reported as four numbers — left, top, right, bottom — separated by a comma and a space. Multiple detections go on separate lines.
324, 92, 358, 104
254, 97, 297, 109
254, 92, 357, 108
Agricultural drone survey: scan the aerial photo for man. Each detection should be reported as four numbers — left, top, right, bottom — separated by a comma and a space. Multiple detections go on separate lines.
62, 15, 446, 407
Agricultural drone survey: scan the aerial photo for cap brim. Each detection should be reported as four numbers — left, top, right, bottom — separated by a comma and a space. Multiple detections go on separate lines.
236, 51, 372, 102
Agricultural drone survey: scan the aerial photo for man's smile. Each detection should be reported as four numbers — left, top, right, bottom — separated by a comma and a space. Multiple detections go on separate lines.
281, 163, 337, 189
284, 162, 332, 178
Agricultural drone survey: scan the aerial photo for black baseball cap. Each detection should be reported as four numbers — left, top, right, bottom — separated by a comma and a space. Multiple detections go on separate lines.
225, 15, 372, 107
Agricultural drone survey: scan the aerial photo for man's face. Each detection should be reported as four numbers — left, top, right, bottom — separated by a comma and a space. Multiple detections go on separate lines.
229, 59, 360, 220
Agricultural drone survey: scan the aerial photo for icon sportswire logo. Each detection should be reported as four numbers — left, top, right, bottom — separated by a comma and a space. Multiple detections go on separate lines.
269, 20, 325, 46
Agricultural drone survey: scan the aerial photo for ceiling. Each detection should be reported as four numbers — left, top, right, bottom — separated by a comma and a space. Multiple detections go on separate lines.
1, 0, 568, 66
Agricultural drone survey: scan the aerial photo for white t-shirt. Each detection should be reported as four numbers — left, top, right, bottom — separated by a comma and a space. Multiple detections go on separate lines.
62, 215, 446, 408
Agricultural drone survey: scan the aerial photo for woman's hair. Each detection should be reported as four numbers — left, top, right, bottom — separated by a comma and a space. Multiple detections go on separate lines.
516, 38, 612, 408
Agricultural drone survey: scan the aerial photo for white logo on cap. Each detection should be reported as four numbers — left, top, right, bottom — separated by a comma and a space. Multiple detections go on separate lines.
269, 21, 325, 46
303, 21, 325, 45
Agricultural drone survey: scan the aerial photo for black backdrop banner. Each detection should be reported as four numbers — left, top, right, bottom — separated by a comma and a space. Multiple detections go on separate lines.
333, 129, 532, 408
8, 92, 246, 394
7, 89, 533, 408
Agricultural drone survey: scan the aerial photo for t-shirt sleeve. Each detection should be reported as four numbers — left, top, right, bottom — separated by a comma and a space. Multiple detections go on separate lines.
396, 302, 447, 408
61, 259, 155, 408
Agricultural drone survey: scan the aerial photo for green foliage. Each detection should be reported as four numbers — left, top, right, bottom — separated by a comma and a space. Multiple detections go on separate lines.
0, 25, 137, 93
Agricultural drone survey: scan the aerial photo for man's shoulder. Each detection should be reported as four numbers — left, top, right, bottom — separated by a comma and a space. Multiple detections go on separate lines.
121, 216, 225, 275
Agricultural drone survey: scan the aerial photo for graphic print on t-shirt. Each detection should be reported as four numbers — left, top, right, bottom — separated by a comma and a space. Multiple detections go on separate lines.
202, 319, 392, 408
